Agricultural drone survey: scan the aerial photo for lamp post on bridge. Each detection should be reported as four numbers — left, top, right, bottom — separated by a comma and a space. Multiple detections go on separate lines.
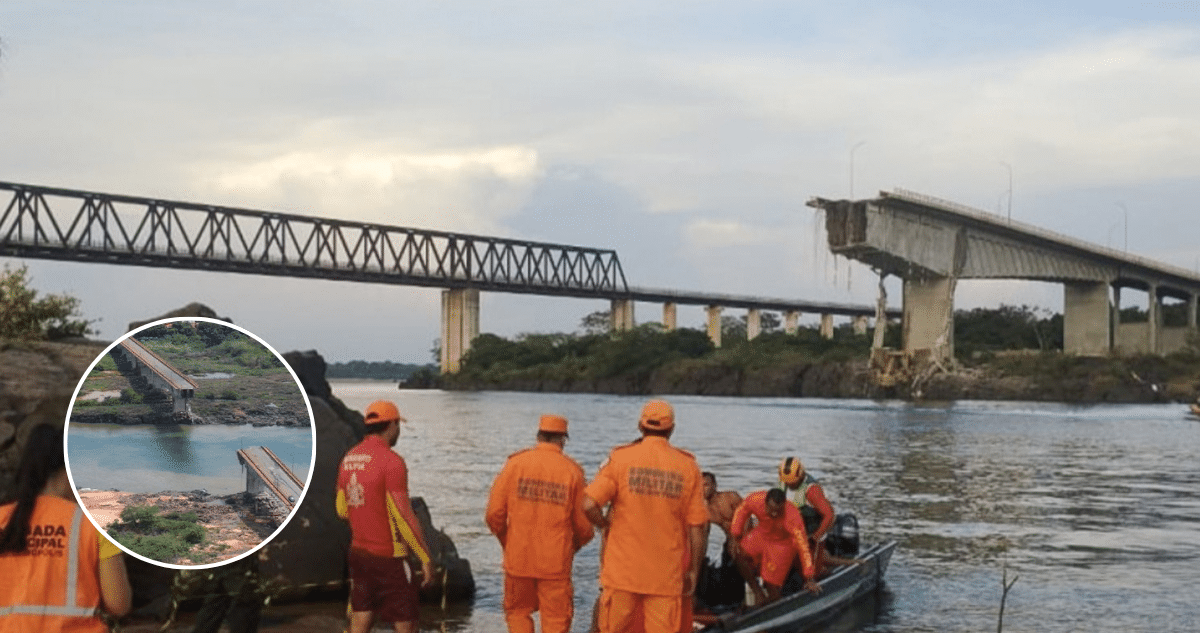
1116, 202, 1128, 253
1000, 160, 1013, 223
849, 141, 866, 199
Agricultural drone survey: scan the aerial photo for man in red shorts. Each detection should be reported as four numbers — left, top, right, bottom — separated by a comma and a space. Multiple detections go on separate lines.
730, 488, 820, 605
336, 400, 434, 633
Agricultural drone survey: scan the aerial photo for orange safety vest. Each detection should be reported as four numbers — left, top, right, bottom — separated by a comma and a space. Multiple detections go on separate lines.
0, 496, 108, 633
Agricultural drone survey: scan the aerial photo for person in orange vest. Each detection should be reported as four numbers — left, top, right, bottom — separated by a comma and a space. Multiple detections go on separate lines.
777, 456, 835, 544
730, 488, 820, 605
335, 400, 434, 633
0, 423, 132, 633
582, 399, 708, 633
485, 414, 594, 633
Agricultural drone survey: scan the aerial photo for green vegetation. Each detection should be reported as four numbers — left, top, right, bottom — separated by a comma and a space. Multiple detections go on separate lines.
136, 323, 282, 374
73, 320, 309, 424
443, 310, 896, 392
0, 264, 93, 340
438, 305, 1200, 401
107, 504, 206, 563
327, 360, 436, 380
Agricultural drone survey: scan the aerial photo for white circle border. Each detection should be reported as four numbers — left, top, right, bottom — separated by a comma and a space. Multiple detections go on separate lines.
62, 316, 319, 571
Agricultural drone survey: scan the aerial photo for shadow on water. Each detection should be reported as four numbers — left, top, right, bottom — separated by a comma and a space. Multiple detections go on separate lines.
148, 424, 201, 475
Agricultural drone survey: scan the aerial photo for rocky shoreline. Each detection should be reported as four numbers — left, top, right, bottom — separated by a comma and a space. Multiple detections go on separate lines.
78, 489, 277, 565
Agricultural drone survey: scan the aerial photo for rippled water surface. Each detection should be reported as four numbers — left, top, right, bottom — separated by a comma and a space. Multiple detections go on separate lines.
322, 382, 1200, 632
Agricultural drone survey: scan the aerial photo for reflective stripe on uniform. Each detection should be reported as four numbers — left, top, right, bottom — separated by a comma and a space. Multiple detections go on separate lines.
0, 604, 98, 617
0, 505, 98, 621
66, 506, 83, 608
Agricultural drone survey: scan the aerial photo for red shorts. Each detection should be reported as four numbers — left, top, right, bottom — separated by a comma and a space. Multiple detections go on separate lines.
348, 548, 419, 623
740, 528, 797, 587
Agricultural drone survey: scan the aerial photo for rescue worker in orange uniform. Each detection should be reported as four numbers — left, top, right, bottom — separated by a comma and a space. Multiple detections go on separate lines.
486, 414, 594, 633
582, 399, 708, 633
0, 424, 132, 633
336, 400, 434, 633
730, 488, 820, 605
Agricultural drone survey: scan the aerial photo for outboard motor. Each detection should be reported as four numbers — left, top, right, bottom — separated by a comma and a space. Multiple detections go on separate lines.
825, 513, 860, 557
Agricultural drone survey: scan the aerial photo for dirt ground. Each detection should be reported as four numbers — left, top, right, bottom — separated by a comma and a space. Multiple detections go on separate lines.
79, 490, 278, 565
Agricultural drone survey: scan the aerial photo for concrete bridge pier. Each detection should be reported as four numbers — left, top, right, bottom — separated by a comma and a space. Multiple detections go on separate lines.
747, 308, 761, 340
853, 315, 869, 336
903, 275, 955, 360
611, 299, 635, 332
441, 288, 480, 374
784, 310, 800, 334
1063, 281, 1112, 356
820, 314, 834, 339
662, 302, 677, 331
706, 305, 723, 348
1149, 282, 1160, 355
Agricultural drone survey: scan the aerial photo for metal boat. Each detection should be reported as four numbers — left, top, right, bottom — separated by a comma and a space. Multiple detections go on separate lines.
696, 540, 897, 633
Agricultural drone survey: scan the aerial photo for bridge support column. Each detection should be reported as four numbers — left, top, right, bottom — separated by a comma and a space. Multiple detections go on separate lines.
784, 310, 800, 334
820, 314, 834, 339
903, 276, 955, 361
1149, 283, 1160, 355
611, 299, 635, 332
853, 315, 869, 336
662, 302, 677, 332
706, 305, 723, 348
440, 288, 480, 374
1063, 281, 1111, 356
1189, 293, 1198, 329
747, 308, 761, 341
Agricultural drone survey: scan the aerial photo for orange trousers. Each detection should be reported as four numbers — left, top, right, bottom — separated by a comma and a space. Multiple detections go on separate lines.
504, 575, 574, 633
596, 587, 685, 633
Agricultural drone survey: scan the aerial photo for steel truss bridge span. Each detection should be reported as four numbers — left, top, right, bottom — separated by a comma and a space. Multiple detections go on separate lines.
0, 181, 628, 298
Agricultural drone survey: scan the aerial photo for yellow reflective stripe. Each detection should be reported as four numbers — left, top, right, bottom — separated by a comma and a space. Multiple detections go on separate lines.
385, 494, 430, 565
335, 489, 348, 520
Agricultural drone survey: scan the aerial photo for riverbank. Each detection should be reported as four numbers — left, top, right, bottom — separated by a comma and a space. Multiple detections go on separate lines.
439, 352, 1200, 404
79, 489, 276, 565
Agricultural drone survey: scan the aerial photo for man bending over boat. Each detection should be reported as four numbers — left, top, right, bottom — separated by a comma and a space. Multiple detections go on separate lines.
730, 488, 820, 605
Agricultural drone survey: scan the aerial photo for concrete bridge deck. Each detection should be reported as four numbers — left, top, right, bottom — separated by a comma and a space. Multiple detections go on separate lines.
808, 189, 1200, 358
113, 337, 198, 414
236, 446, 303, 518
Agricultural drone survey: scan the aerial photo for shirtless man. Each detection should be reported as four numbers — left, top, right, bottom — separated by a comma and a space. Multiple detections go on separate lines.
701, 472, 742, 558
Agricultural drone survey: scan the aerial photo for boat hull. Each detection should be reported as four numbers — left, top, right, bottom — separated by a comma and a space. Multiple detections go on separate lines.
699, 540, 897, 633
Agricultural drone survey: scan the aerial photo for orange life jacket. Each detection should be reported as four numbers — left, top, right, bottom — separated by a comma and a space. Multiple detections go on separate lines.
0, 496, 108, 633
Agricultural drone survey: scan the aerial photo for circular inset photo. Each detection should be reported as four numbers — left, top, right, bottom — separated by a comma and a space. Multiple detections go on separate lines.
64, 317, 316, 569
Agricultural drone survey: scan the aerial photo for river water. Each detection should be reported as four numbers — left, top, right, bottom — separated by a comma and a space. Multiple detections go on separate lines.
296, 382, 1200, 631
66, 424, 314, 496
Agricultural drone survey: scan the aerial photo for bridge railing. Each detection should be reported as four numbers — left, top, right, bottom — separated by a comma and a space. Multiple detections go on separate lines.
0, 182, 629, 297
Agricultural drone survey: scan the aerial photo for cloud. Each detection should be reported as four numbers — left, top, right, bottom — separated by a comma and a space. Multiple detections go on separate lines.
684, 219, 781, 248
196, 143, 543, 234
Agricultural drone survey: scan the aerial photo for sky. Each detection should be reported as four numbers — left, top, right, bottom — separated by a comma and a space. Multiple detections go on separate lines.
2, 1, 1200, 364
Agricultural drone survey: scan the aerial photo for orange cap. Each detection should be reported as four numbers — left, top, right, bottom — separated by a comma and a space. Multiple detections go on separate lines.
538, 414, 569, 436
638, 399, 675, 431
364, 400, 406, 426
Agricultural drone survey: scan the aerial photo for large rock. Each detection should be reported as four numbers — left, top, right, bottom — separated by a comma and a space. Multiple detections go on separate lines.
126, 302, 230, 332
1, 318, 474, 614
0, 340, 107, 497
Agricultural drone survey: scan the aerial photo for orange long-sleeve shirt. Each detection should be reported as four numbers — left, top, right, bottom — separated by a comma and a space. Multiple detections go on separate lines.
584, 436, 708, 597
731, 490, 816, 581
485, 441, 594, 579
